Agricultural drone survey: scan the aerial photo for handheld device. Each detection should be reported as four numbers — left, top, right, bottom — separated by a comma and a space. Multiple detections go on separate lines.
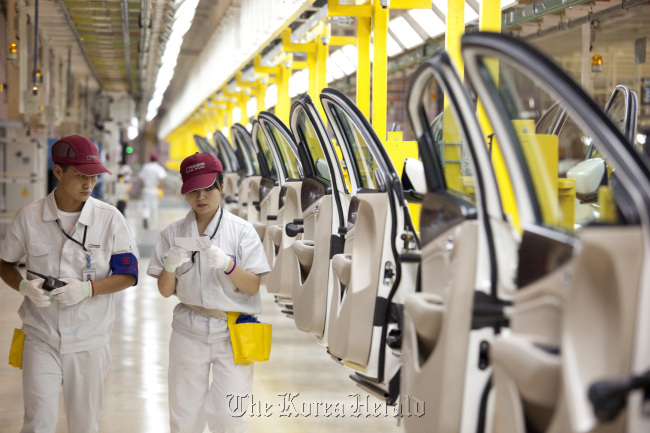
26, 270, 67, 292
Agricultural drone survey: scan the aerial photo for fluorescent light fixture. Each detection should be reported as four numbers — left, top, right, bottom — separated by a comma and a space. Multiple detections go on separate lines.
289, 69, 309, 97
127, 116, 139, 140
388, 17, 423, 49
465, 3, 478, 23
432, 0, 448, 16
247, 97, 257, 118
232, 107, 241, 124
327, 56, 346, 80
146, 0, 199, 121
386, 33, 403, 57
265, 84, 278, 109
331, 49, 356, 75
409, 9, 445, 38
340, 45, 358, 67
206, 132, 213, 140
221, 126, 228, 136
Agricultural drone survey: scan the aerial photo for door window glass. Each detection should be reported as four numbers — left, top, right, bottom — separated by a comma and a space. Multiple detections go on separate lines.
255, 127, 278, 181
476, 55, 633, 230
233, 130, 260, 176
295, 110, 331, 185
264, 123, 302, 180
328, 104, 380, 191
420, 80, 476, 205
215, 135, 237, 172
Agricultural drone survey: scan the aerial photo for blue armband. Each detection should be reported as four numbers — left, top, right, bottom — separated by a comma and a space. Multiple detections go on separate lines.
110, 252, 139, 285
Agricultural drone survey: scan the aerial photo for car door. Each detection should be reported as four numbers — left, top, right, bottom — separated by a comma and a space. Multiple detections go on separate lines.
231, 124, 262, 224
249, 119, 279, 245
318, 88, 420, 398
193, 134, 214, 155
400, 51, 517, 432
287, 94, 349, 345
462, 32, 650, 433
257, 112, 304, 299
213, 130, 243, 214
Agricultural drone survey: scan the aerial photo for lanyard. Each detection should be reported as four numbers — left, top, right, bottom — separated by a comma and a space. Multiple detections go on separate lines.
56, 219, 91, 268
56, 219, 88, 252
191, 207, 224, 263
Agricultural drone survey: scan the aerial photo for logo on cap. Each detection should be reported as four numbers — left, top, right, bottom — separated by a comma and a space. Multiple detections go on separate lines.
185, 162, 205, 174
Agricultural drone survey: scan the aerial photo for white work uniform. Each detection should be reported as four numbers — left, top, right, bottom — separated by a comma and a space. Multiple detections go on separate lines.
147, 207, 270, 433
0, 190, 139, 433
138, 161, 167, 224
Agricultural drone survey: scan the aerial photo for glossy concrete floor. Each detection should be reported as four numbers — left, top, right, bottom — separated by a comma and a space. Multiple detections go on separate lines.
0, 196, 401, 432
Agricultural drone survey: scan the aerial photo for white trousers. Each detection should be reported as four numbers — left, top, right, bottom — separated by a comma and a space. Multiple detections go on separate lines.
141, 188, 159, 224
21, 335, 111, 433
168, 331, 253, 433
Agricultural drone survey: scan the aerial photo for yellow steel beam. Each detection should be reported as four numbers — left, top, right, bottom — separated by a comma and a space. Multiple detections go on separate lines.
330, 36, 357, 46
292, 61, 308, 70
254, 55, 280, 75
282, 28, 316, 53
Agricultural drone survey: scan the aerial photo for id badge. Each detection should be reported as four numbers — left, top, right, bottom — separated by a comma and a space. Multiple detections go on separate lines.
82, 268, 96, 282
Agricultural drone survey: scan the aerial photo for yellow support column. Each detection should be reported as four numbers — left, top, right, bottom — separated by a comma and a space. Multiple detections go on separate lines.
446, 0, 465, 73
356, 17, 371, 119
276, 60, 291, 124
372, 1, 389, 142
478, 0, 520, 230
255, 81, 267, 116
254, 54, 291, 125
237, 92, 249, 126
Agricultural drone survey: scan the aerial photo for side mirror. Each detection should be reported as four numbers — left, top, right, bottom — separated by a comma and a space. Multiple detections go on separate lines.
566, 158, 606, 202
401, 158, 426, 203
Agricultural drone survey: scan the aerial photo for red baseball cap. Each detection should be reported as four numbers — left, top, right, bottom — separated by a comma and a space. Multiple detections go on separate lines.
180, 153, 223, 194
51, 135, 111, 175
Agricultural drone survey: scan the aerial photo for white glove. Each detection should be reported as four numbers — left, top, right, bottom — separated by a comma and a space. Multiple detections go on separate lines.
204, 245, 231, 271
164, 246, 190, 272
51, 278, 92, 306
19, 278, 51, 308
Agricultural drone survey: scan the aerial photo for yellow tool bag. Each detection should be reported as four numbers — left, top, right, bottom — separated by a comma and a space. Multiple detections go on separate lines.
227, 312, 272, 365
8, 328, 25, 369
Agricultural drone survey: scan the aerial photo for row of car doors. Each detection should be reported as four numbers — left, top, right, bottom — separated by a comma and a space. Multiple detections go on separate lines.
193, 31, 650, 433
400, 32, 650, 433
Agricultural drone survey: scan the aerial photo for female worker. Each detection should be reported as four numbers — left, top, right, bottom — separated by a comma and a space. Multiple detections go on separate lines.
147, 152, 270, 433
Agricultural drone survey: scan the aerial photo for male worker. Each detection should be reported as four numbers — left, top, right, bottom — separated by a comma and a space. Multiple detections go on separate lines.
0, 135, 139, 433
139, 151, 167, 229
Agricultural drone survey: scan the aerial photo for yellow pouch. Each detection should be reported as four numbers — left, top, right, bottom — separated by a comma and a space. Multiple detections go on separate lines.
8, 328, 25, 369
227, 312, 272, 365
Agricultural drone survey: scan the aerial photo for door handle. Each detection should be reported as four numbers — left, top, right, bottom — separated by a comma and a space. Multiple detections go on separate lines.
286, 223, 304, 237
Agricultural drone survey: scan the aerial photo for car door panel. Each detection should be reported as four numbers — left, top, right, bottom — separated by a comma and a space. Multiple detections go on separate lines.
288, 97, 348, 344
402, 220, 479, 432
291, 194, 333, 337
266, 181, 302, 300
328, 193, 389, 367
